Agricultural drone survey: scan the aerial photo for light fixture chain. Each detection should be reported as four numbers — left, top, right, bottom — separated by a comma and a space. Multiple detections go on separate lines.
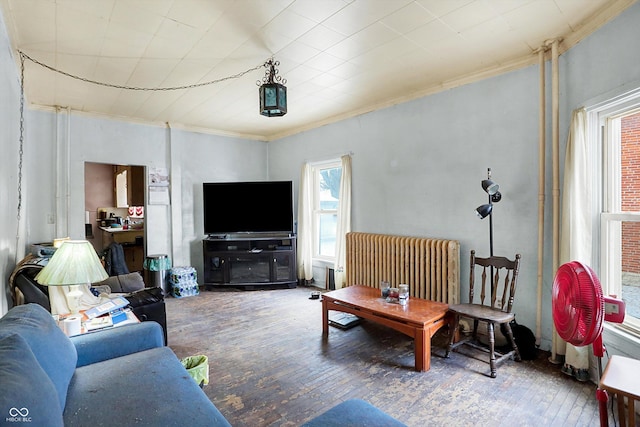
19, 51, 264, 91
15, 52, 25, 263
17, 53, 25, 222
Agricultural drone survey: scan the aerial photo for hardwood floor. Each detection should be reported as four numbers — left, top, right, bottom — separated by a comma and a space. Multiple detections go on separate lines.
166, 286, 607, 427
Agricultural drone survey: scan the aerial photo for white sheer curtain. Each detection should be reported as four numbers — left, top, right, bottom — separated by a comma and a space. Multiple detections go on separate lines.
296, 163, 313, 284
333, 155, 352, 289
553, 107, 594, 380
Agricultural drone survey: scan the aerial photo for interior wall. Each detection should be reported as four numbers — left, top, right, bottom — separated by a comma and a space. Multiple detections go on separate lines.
0, 5, 21, 314
168, 128, 269, 280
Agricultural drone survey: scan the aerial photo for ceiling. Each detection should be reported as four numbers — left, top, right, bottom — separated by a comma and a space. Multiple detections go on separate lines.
0, 0, 635, 141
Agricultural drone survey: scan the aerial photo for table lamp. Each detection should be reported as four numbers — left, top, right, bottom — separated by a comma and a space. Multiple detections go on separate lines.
35, 240, 109, 314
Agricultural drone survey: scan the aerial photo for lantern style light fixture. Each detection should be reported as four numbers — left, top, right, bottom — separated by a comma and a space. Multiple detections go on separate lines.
257, 58, 287, 117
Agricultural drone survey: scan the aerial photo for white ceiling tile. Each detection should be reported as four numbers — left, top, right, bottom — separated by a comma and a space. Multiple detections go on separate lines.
415, 0, 474, 18
380, 2, 437, 34
304, 51, 345, 73
276, 40, 320, 66
185, 18, 254, 60
100, 24, 154, 58
263, 8, 317, 41
160, 59, 220, 88
326, 22, 399, 60
322, 0, 412, 36
92, 57, 138, 85
296, 24, 345, 51
405, 19, 459, 49
286, 0, 350, 23
484, 0, 536, 15
309, 71, 343, 89
439, 0, 501, 33
108, 1, 165, 35
166, 0, 228, 30
326, 60, 361, 80
349, 36, 422, 69
54, 53, 98, 80
502, 1, 571, 48
126, 58, 178, 88
280, 63, 324, 85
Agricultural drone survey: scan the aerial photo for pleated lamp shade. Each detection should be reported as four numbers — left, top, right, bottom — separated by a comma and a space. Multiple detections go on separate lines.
36, 240, 108, 286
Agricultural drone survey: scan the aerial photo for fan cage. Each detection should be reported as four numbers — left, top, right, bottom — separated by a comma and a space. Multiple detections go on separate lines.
552, 261, 605, 346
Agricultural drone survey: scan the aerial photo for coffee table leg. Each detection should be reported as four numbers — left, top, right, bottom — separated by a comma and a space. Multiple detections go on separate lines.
415, 327, 429, 372
322, 298, 329, 336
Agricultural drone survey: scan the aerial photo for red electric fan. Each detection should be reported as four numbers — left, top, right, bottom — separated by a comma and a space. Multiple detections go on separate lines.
552, 261, 626, 426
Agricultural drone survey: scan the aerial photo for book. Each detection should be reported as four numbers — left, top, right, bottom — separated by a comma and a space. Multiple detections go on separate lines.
85, 296, 129, 319
328, 312, 361, 330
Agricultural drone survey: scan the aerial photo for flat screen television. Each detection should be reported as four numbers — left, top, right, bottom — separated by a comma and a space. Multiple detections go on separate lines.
203, 181, 294, 236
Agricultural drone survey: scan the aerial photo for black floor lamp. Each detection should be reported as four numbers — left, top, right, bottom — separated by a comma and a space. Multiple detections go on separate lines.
475, 168, 502, 257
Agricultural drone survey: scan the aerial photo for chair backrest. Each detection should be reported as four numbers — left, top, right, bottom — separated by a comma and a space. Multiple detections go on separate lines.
468, 250, 521, 313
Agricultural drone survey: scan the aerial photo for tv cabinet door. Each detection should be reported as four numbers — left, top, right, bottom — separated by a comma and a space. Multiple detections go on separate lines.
272, 253, 295, 282
228, 254, 271, 284
204, 255, 227, 284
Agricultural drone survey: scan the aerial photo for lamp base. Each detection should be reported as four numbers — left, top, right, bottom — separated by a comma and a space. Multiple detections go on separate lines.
66, 286, 84, 314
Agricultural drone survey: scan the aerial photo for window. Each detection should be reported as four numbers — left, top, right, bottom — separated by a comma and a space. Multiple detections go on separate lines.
596, 93, 640, 335
311, 161, 342, 260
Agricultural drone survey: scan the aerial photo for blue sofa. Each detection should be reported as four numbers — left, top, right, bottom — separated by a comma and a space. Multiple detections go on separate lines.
0, 304, 230, 426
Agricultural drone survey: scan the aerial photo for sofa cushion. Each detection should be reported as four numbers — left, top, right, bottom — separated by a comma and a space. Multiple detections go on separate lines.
0, 334, 64, 426
95, 272, 145, 293
302, 399, 407, 427
0, 304, 77, 410
65, 346, 231, 426
72, 321, 164, 367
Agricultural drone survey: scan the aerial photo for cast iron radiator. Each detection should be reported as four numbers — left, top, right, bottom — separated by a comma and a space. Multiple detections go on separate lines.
345, 232, 460, 304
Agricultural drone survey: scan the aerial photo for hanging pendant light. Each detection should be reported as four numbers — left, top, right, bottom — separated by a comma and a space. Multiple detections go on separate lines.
257, 58, 287, 117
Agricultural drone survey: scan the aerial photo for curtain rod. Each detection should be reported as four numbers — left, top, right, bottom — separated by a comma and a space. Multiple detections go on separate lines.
305, 151, 353, 164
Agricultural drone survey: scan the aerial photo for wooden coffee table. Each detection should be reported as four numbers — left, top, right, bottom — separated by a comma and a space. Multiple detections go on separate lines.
322, 285, 449, 372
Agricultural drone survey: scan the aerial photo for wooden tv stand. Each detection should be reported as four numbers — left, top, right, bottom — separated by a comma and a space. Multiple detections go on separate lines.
202, 235, 297, 289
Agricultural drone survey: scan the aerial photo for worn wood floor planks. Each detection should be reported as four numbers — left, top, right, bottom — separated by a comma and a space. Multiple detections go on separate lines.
166, 286, 610, 427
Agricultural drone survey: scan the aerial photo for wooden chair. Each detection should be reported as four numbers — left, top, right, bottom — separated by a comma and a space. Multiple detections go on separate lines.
445, 250, 522, 378
598, 355, 640, 427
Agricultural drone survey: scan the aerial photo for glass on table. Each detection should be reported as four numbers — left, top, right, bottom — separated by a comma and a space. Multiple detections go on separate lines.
380, 280, 391, 298
399, 284, 409, 305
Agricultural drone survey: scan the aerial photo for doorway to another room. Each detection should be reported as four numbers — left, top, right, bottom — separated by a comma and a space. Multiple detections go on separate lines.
84, 162, 145, 275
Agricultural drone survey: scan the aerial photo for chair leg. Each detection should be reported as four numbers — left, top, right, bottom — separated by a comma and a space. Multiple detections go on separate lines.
487, 322, 496, 378
445, 315, 459, 358
501, 321, 522, 362
472, 319, 479, 340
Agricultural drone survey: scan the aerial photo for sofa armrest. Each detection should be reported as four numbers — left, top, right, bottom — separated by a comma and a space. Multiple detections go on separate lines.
71, 321, 164, 367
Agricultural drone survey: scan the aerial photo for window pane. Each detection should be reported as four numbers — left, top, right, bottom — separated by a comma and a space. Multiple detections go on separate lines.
622, 222, 640, 319
620, 113, 640, 321
319, 167, 341, 211
318, 213, 337, 257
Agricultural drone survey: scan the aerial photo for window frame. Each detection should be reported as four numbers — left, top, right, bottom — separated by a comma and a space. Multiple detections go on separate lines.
593, 92, 640, 336
310, 159, 341, 262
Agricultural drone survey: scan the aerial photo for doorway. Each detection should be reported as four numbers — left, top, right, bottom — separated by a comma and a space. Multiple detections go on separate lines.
84, 162, 146, 274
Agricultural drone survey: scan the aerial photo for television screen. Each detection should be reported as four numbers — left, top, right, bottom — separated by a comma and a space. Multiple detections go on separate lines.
203, 181, 294, 236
